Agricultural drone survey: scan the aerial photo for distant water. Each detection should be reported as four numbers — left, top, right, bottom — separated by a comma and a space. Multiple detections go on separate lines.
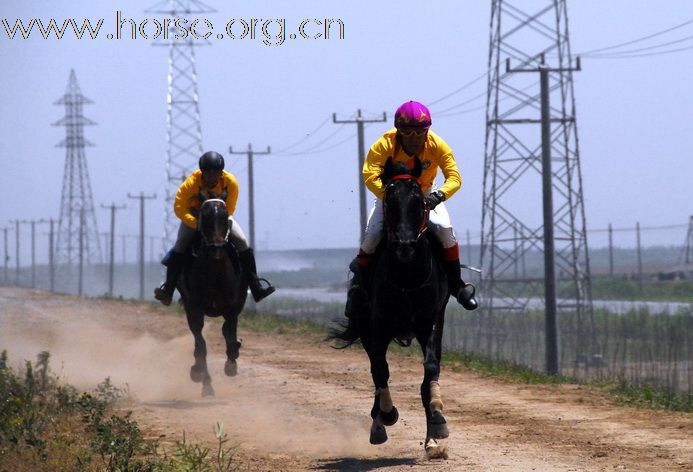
276, 288, 692, 315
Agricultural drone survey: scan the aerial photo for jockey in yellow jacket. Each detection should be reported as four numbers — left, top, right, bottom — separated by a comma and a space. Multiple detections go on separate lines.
154, 151, 275, 305
345, 101, 477, 318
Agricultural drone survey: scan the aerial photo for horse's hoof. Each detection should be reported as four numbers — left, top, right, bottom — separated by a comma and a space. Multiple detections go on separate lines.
425, 437, 449, 460
224, 360, 238, 377
369, 421, 388, 445
202, 383, 215, 397
428, 410, 449, 439
190, 365, 206, 383
380, 406, 399, 426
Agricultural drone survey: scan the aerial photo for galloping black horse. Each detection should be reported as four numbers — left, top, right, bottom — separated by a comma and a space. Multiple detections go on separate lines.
175, 198, 248, 397
331, 157, 451, 458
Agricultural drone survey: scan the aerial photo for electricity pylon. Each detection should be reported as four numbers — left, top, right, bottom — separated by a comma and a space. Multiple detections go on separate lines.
480, 0, 596, 373
54, 69, 102, 266
147, 0, 214, 250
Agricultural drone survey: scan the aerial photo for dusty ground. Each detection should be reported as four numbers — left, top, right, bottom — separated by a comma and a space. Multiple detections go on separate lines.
0, 286, 691, 471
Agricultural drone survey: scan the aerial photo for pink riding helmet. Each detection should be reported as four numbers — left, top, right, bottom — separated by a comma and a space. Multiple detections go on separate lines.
394, 101, 432, 129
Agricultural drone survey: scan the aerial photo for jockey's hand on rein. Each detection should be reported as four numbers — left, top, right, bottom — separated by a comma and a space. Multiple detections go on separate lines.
424, 190, 445, 210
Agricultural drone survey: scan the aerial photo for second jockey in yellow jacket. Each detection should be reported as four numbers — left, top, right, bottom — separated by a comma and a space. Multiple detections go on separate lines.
154, 151, 275, 306
175, 169, 240, 230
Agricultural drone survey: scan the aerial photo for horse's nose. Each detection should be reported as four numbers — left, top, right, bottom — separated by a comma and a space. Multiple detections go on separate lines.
395, 243, 415, 263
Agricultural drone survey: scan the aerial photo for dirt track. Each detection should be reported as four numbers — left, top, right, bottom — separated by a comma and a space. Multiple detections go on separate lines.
1, 286, 691, 471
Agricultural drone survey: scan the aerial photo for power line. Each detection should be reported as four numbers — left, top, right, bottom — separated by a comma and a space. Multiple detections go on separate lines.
585, 32, 693, 57
428, 70, 489, 106
585, 42, 693, 59
284, 130, 359, 156
577, 17, 693, 55
275, 116, 353, 156
272, 115, 332, 153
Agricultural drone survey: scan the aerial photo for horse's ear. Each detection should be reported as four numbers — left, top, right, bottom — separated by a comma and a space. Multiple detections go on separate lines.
411, 156, 422, 178
381, 157, 395, 185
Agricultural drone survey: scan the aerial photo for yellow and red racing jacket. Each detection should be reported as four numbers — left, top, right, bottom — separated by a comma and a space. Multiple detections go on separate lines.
362, 128, 462, 200
174, 169, 239, 229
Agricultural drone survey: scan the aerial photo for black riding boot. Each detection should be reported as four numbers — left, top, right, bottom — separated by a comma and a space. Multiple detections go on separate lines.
154, 251, 185, 306
345, 256, 370, 319
443, 259, 478, 311
239, 248, 275, 302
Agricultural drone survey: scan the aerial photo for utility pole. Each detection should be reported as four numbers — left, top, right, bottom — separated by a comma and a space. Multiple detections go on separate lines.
2, 227, 8, 283
20, 220, 45, 289
127, 192, 156, 299
229, 144, 271, 249
46, 218, 57, 292
101, 203, 126, 298
608, 223, 614, 276
10, 220, 20, 285
636, 222, 643, 292
506, 54, 581, 376
683, 215, 693, 265
78, 208, 85, 296
333, 109, 388, 240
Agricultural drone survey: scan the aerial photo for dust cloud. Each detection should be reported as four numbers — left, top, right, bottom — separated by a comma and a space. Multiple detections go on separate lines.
0, 288, 372, 458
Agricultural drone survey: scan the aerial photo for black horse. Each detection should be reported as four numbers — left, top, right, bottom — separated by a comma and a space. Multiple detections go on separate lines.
176, 199, 248, 397
331, 157, 451, 458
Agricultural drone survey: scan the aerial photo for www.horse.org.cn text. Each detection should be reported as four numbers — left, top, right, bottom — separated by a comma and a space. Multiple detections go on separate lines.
1, 12, 346, 46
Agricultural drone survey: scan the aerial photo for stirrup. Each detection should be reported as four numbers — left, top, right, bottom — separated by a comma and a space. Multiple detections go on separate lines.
256, 278, 274, 290
250, 278, 275, 302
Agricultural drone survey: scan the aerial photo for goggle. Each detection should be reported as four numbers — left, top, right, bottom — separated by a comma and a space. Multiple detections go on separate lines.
398, 128, 428, 137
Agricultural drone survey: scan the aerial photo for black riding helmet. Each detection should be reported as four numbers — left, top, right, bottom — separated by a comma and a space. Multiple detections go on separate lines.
199, 151, 225, 171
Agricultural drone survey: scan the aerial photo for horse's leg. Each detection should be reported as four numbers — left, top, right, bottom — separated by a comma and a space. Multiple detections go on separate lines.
417, 307, 449, 459
186, 307, 214, 397
364, 335, 398, 445
222, 311, 242, 377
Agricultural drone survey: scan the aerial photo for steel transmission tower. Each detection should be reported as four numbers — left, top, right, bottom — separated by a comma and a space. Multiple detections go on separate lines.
147, 0, 213, 249
480, 0, 596, 369
54, 70, 102, 266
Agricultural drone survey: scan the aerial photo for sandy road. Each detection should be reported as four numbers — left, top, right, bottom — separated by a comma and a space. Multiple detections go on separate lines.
0, 286, 691, 471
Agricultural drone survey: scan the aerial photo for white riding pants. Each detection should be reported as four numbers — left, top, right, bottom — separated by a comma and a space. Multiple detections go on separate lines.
173, 216, 249, 254
360, 193, 457, 254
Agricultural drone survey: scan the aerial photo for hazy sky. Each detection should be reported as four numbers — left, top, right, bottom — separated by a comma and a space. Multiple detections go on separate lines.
1, 0, 692, 258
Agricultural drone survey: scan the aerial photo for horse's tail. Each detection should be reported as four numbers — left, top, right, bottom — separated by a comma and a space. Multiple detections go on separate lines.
326, 314, 362, 349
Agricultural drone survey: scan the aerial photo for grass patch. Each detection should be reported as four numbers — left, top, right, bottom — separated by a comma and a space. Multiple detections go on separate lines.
238, 310, 328, 339
606, 381, 693, 412
0, 350, 240, 472
441, 350, 576, 384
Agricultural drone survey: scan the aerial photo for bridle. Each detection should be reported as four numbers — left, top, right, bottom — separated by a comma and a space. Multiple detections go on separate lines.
383, 174, 429, 243
199, 199, 230, 248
